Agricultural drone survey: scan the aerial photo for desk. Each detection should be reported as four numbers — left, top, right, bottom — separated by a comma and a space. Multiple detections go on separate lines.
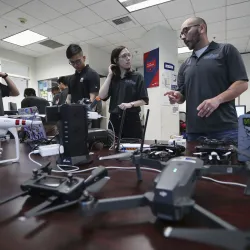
0, 140, 250, 250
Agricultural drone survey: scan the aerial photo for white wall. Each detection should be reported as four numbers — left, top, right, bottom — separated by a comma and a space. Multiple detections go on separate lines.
0, 47, 36, 88
35, 44, 89, 81
35, 44, 110, 82
88, 45, 109, 76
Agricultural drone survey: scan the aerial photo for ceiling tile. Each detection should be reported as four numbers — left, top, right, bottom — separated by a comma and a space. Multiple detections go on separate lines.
102, 32, 129, 44
143, 20, 172, 31
88, 21, 118, 36
86, 37, 111, 47
88, 0, 128, 20
227, 16, 250, 31
19, 0, 61, 22
208, 30, 226, 41
167, 14, 193, 30
67, 7, 103, 27
191, 0, 226, 12
208, 21, 226, 33
52, 33, 79, 45
196, 7, 226, 23
227, 0, 248, 5
0, 41, 20, 51
0, 18, 25, 36
0, 1, 14, 15
79, 0, 104, 5
227, 1, 250, 19
122, 26, 147, 39
131, 6, 165, 26
12, 47, 42, 57
40, 0, 84, 14
25, 43, 54, 53
114, 40, 138, 50
246, 39, 250, 52
133, 38, 143, 47
46, 16, 82, 32
101, 45, 115, 53
227, 37, 249, 53
227, 36, 249, 47
2, 9, 43, 28
107, 14, 141, 31
160, 0, 194, 19
68, 28, 99, 41
31, 23, 64, 38
227, 27, 250, 39
1, 0, 30, 8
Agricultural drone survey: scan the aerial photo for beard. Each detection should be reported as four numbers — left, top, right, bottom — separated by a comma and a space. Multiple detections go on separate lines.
184, 30, 201, 50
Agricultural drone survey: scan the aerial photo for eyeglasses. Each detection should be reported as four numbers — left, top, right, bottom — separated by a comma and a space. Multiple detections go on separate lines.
119, 53, 132, 59
180, 24, 200, 38
69, 59, 82, 66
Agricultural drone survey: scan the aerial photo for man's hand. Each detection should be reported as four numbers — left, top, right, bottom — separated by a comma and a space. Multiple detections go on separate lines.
0, 72, 6, 77
164, 90, 183, 104
197, 97, 221, 117
118, 103, 133, 110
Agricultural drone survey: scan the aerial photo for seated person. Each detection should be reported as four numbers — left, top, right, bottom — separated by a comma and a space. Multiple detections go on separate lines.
21, 88, 56, 136
52, 84, 61, 105
57, 76, 68, 105
21, 88, 50, 114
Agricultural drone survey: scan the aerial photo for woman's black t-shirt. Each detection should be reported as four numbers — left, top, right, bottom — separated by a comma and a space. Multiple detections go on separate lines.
104, 71, 149, 114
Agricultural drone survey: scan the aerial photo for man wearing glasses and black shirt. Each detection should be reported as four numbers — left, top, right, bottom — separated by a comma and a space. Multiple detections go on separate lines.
66, 44, 100, 104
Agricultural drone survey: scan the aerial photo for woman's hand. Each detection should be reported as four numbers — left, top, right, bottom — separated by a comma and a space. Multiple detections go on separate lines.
108, 64, 116, 75
118, 103, 133, 110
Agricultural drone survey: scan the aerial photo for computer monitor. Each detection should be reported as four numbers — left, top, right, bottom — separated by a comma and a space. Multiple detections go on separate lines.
8, 102, 17, 111
235, 105, 246, 118
18, 106, 47, 142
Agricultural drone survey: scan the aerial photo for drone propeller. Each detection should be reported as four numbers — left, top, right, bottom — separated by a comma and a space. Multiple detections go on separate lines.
164, 227, 250, 250
8, 114, 46, 118
193, 152, 207, 156
223, 152, 232, 157
99, 152, 133, 160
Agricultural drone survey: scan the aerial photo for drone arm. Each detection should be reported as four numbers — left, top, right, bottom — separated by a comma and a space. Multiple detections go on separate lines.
0, 127, 19, 164
192, 204, 237, 230
201, 165, 248, 176
81, 195, 147, 214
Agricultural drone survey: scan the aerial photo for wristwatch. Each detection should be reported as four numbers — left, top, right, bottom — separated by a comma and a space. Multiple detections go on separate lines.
2, 73, 8, 79
130, 102, 135, 107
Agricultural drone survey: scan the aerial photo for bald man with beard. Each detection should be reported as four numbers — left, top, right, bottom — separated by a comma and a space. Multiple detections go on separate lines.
165, 17, 248, 144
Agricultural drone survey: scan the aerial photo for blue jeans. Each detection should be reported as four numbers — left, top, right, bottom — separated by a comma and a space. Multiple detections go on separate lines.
186, 129, 238, 144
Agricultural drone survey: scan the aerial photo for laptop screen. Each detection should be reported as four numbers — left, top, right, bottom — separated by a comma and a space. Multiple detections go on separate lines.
18, 107, 47, 141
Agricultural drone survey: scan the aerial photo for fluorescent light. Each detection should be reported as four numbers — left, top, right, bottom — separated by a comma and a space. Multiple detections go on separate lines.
178, 47, 192, 54
121, 0, 172, 12
3, 30, 47, 47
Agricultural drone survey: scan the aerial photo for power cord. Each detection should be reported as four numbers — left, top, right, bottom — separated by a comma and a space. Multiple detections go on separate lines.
28, 151, 247, 188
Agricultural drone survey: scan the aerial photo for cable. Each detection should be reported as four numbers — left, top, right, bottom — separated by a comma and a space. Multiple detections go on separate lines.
28, 151, 42, 167
201, 176, 246, 188
100, 116, 115, 150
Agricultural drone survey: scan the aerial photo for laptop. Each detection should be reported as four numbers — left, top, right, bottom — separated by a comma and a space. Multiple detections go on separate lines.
18, 106, 47, 142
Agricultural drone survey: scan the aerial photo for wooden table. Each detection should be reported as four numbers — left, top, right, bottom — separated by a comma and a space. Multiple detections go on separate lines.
0, 140, 250, 250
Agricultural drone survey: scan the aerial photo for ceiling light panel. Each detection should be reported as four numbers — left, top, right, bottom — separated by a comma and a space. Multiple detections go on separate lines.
3, 30, 47, 46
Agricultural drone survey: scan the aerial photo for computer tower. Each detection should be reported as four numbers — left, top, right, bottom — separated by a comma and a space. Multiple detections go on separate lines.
58, 104, 91, 166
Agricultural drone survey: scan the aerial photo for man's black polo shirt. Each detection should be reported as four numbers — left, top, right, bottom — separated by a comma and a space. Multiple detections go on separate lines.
68, 65, 100, 103
104, 71, 149, 114
178, 41, 248, 133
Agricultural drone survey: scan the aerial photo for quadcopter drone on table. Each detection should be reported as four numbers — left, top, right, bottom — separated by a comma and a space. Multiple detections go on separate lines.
1, 109, 250, 250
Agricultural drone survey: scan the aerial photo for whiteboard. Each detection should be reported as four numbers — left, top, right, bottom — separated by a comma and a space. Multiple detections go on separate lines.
2, 76, 28, 111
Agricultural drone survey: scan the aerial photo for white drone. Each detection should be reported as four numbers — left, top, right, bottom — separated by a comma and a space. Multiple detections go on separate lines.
0, 116, 41, 164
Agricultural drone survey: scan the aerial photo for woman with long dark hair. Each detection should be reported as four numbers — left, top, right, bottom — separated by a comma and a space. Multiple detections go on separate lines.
99, 46, 149, 139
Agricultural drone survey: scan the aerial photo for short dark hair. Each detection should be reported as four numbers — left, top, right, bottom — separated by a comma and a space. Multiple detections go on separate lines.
24, 88, 36, 97
57, 76, 67, 86
66, 44, 83, 59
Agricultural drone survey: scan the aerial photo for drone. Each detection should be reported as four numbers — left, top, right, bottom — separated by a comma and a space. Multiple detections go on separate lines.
0, 117, 42, 164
